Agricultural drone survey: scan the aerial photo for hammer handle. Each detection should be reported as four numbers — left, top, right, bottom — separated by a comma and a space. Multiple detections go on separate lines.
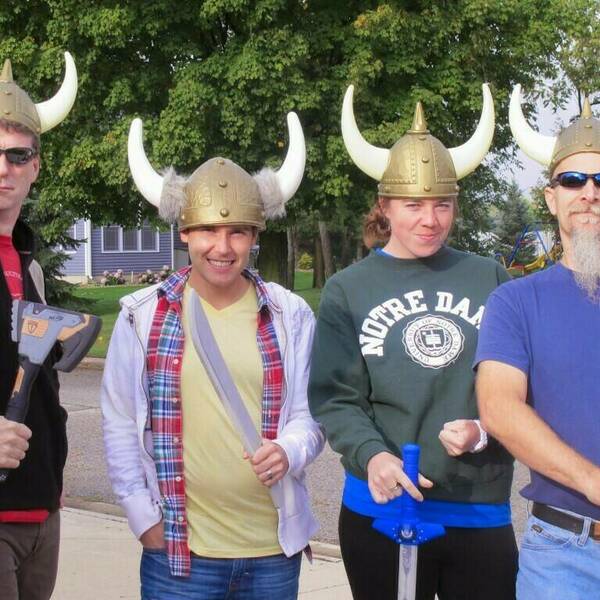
0, 358, 40, 483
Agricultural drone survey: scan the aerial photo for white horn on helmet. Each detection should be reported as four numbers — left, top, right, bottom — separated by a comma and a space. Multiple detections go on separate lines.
35, 52, 78, 133
127, 118, 164, 208
274, 112, 306, 202
341, 85, 390, 180
508, 84, 555, 166
448, 83, 495, 179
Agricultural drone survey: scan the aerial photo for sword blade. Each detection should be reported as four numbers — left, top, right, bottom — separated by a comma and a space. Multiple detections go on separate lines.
397, 544, 418, 600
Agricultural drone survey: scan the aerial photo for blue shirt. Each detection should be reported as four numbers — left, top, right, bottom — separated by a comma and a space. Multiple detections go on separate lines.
475, 263, 600, 520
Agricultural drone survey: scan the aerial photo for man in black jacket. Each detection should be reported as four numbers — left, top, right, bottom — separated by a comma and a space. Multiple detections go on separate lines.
0, 53, 77, 600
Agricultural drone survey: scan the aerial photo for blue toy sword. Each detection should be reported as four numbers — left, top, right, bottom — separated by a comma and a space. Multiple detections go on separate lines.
372, 445, 445, 600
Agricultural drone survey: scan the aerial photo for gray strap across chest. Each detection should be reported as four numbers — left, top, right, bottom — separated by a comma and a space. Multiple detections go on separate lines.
187, 292, 284, 508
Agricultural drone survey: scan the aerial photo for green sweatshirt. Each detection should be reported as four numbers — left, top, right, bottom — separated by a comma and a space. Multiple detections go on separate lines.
308, 247, 513, 504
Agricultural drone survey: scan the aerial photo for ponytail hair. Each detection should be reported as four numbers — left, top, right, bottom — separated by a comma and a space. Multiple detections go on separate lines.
363, 197, 390, 249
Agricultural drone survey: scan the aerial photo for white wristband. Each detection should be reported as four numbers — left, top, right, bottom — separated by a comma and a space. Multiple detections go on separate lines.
469, 419, 488, 453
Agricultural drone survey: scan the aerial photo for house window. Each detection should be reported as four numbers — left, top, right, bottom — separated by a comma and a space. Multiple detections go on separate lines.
102, 226, 120, 252
141, 223, 156, 251
122, 228, 138, 251
101, 222, 159, 253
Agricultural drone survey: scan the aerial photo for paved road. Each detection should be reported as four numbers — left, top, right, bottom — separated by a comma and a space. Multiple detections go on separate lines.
60, 366, 530, 545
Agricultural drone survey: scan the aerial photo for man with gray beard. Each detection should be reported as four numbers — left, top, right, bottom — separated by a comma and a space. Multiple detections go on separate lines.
572, 225, 600, 300
474, 88, 600, 600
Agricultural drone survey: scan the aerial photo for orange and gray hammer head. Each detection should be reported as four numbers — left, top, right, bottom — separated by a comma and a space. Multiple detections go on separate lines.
11, 299, 101, 371
1, 300, 101, 482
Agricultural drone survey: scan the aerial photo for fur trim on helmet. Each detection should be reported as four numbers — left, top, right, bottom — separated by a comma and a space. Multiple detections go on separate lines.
254, 167, 286, 219
159, 167, 187, 224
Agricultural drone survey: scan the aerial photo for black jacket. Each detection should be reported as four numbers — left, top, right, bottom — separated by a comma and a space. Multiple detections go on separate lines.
0, 220, 67, 510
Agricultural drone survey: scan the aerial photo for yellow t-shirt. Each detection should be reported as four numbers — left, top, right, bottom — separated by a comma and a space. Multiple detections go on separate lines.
180, 283, 280, 558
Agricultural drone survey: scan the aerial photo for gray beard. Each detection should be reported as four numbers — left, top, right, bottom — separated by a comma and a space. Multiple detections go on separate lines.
571, 228, 600, 302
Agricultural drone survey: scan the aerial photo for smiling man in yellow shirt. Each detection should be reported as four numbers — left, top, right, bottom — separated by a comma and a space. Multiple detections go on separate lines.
102, 112, 324, 600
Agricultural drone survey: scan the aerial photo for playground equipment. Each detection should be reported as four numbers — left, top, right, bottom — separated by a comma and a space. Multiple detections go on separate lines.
497, 223, 560, 277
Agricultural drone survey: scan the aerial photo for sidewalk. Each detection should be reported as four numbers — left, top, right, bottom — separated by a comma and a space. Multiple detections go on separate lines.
54, 508, 352, 599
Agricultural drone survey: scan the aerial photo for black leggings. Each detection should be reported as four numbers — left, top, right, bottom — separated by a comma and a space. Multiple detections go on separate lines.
339, 505, 518, 600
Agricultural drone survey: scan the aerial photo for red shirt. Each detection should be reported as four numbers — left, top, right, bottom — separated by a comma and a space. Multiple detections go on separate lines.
0, 235, 23, 300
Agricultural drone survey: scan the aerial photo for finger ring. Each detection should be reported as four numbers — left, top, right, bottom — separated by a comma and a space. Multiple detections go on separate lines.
389, 482, 401, 491
266, 469, 273, 480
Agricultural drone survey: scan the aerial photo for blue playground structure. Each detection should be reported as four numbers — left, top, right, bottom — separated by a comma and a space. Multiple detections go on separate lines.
496, 223, 560, 276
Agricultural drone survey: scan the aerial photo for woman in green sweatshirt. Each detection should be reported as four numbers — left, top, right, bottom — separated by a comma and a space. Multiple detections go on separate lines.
308, 85, 517, 600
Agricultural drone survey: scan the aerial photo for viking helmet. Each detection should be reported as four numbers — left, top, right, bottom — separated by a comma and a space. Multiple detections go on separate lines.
128, 113, 305, 231
341, 84, 495, 198
0, 52, 78, 136
510, 85, 600, 174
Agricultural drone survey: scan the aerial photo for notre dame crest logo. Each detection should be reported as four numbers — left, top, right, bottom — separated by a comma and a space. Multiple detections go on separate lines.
402, 314, 465, 369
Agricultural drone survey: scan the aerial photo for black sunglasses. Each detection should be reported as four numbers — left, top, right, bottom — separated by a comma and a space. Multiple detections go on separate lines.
0, 147, 37, 165
550, 171, 600, 189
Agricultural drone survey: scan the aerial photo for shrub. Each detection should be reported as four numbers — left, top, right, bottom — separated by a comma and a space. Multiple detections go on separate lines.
138, 265, 172, 285
297, 252, 313, 270
101, 269, 125, 285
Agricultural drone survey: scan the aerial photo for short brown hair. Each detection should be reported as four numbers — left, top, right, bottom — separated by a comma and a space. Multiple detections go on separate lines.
0, 119, 40, 154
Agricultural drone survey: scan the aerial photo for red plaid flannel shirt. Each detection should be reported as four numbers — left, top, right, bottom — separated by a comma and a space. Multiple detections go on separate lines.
146, 266, 283, 576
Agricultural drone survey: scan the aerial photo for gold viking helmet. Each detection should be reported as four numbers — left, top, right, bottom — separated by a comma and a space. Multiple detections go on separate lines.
127, 114, 306, 231
0, 52, 78, 135
509, 84, 600, 174
341, 84, 495, 198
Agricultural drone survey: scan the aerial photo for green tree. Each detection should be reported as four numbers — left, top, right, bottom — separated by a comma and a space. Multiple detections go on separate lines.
550, 0, 600, 110
493, 180, 537, 265
0, 0, 573, 289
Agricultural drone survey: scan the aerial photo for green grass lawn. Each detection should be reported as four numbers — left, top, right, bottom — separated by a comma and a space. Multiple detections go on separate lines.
73, 285, 144, 358
74, 273, 322, 359
294, 270, 321, 313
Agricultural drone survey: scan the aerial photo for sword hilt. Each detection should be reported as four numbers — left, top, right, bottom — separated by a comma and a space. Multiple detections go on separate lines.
399, 444, 419, 538
372, 443, 445, 546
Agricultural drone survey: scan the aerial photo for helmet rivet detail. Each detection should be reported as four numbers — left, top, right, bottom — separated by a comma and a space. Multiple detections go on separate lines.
181, 214, 186, 221
421, 157, 429, 163
455, 185, 460, 191
586, 142, 592, 147
418, 135, 427, 141
585, 124, 593, 129
220, 208, 230, 217
218, 180, 228, 188
217, 159, 225, 165
4, 91, 11, 95
424, 185, 431, 192
383, 185, 390, 193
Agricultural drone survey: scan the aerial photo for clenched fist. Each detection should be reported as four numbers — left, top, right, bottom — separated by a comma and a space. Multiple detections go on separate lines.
0, 416, 32, 469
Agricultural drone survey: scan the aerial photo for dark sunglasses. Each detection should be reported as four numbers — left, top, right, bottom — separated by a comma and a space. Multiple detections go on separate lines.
550, 171, 600, 189
0, 147, 37, 165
